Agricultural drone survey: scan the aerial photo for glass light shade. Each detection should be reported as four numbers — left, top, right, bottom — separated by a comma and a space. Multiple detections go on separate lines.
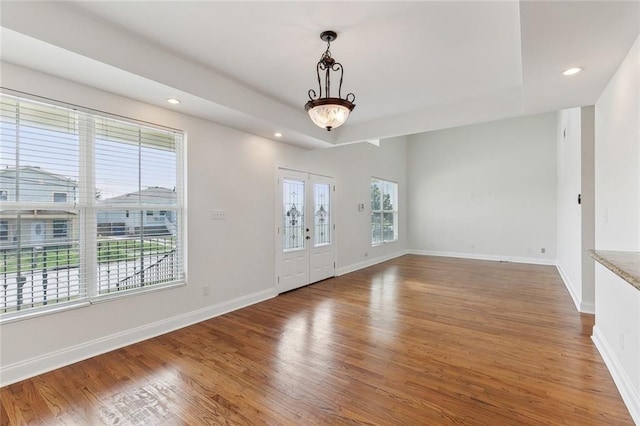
305, 98, 355, 131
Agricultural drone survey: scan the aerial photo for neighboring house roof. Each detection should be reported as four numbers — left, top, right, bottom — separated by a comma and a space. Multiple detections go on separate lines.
0, 166, 77, 184
0, 210, 78, 217
104, 186, 176, 204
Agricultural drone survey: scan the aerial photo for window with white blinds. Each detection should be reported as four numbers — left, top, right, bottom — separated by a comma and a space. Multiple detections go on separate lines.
0, 92, 184, 321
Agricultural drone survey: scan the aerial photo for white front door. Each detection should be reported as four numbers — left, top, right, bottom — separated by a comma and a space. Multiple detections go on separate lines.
276, 169, 336, 293
31, 221, 45, 245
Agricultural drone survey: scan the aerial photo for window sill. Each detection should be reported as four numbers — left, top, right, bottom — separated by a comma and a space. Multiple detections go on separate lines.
371, 239, 398, 247
0, 300, 90, 325
90, 280, 186, 304
0, 281, 186, 324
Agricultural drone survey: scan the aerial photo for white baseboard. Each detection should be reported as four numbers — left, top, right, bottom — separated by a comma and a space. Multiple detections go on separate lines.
555, 264, 595, 314
0, 288, 277, 387
337, 250, 409, 276
580, 300, 595, 314
592, 326, 640, 424
408, 249, 556, 266
556, 264, 582, 312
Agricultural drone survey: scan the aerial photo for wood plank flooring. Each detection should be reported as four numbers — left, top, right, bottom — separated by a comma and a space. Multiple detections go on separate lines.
0, 255, 633, 425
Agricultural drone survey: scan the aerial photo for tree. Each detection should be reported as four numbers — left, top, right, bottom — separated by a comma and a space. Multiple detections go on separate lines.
371, 182, 381, 210
371, 182, 393, 211
383, 193, 393, 210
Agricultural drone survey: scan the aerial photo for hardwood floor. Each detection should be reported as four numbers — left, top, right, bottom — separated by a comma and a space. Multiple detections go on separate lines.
1, 255, 633, 425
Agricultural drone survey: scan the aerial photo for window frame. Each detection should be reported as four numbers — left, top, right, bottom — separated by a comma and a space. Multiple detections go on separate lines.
52, 219, 69, 239
52, 192, 68, 203
0, 220, 8, 241
371, 178, 399, 246
0, 90, 186, 322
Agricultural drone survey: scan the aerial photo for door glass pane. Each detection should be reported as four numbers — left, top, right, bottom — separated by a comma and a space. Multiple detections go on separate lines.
314, 183, 330, 246
283, 179, 304, 252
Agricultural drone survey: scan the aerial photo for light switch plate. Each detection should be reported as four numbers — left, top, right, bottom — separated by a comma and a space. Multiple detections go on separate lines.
211, 210, 226, 220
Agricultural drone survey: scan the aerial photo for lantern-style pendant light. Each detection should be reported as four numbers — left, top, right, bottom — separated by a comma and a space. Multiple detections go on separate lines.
305, 31, 356, 131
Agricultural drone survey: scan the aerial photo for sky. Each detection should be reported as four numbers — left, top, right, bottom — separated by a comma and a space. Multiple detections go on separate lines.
1, 111, 177, 201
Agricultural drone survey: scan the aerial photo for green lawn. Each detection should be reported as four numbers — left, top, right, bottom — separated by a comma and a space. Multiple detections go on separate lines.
0, 237, 175, 274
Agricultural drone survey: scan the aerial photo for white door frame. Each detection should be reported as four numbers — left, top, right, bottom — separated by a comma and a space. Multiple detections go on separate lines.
275, 167, 337, 293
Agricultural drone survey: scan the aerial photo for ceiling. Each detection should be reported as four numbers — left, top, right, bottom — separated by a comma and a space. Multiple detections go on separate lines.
1, 1, 639, 149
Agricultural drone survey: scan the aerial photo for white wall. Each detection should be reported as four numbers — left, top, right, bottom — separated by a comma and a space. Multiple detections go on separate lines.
580, 106, 596, 313
555, 106, 596, 313
593, 264, 640, 424
592, 34, 640, 424
407, 113, 558, 264
280, 139, 409, 274
556, 107, 583, 304
0, 62, 408, 385
595, 37, 640, 251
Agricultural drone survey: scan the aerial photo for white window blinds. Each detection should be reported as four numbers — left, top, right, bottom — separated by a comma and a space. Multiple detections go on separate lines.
0, 92, 184, 320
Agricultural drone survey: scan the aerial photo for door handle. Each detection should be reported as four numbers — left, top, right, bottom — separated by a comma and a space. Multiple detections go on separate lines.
305, 236, 310, 240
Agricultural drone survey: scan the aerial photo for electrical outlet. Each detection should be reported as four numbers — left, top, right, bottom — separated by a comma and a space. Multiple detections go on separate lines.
541, 248, 546, 254
203, 286, 210, 296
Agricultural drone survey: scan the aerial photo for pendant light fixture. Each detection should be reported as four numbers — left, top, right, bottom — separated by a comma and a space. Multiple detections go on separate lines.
305, 30, 356, 131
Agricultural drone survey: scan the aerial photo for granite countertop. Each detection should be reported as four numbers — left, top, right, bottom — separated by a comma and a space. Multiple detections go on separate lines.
589, 250, 640, 291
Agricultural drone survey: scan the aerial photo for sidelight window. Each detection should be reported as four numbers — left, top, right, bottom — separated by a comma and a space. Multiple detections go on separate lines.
283, 179, 305, 251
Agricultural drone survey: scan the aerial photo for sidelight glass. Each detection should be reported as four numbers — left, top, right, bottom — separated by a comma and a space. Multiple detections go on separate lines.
313, 183, 331, 246
283, 179, 305, 251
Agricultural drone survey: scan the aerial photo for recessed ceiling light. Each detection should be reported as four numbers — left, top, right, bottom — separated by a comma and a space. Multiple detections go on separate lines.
274, 132, 283, 138
167, 98, 181, 105
563, 67, 583, 76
